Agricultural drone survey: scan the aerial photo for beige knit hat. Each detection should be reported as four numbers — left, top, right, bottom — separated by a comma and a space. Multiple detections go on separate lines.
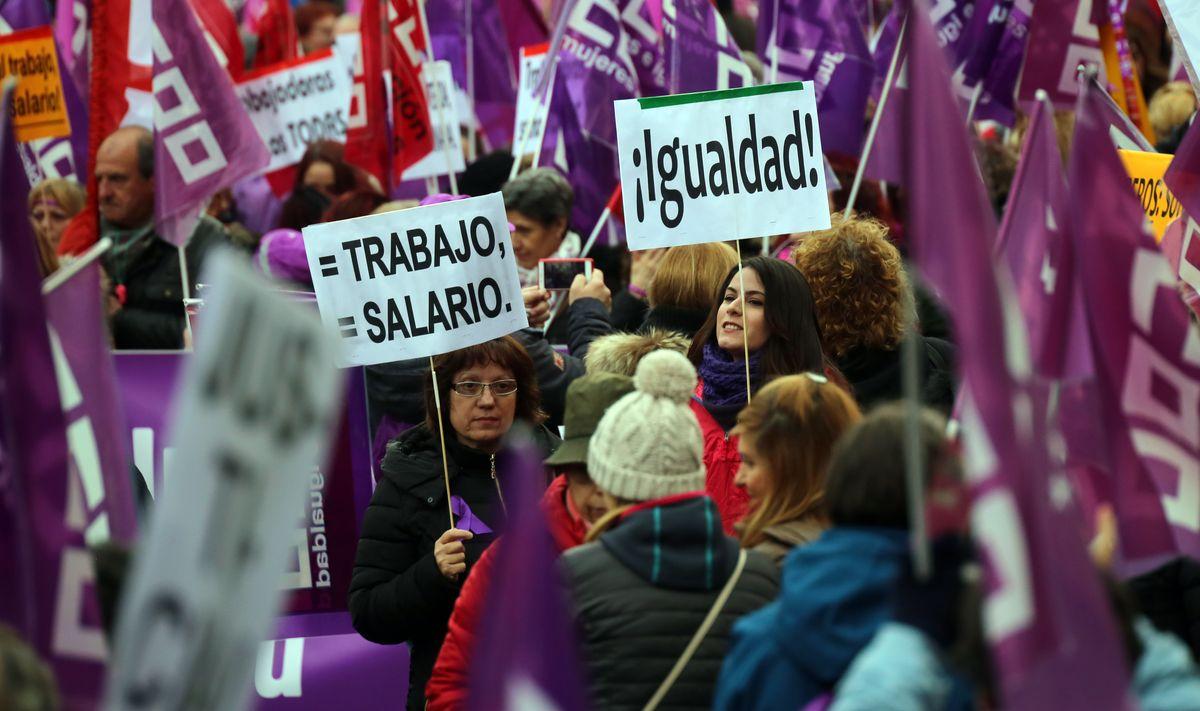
586, 349, 706, 501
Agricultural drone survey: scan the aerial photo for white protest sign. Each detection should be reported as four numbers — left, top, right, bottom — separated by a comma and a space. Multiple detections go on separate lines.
235, 50, 354, 174
401, 60, 466, 181
513, 43, 551, 160
302, 193, 527, 367
1161, 0, 1200, 93
614, 82, 831, 250
105, 252, 342, 711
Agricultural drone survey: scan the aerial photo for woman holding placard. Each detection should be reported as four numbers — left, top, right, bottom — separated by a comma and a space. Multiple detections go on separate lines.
348, 336, 559, 711
687, 256, 826, 534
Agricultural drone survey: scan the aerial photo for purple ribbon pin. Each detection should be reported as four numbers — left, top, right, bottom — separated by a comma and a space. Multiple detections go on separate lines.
450, 496, 493, 535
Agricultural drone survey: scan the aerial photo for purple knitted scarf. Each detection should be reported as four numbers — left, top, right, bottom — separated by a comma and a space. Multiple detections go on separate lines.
699, 341, 763, 409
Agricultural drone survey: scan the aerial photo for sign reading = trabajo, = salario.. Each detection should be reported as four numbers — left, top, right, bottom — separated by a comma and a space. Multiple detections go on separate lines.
302, 192, 528, 367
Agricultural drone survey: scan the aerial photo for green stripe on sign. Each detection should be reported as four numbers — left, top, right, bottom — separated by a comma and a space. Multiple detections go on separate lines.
636, 81, 806, 110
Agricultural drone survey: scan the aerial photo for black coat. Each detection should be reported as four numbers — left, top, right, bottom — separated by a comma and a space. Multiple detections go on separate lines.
348, 424, 559, 710
1129, 557, 1200, 662
836, 337, 957, 416
561, 496, 780, 710
102, 217, 225, 350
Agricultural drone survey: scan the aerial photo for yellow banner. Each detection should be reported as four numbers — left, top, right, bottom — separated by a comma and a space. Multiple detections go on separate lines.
1100, 22, 1156, 146
1119, 149, 1182, 242
0, 25, 71, 142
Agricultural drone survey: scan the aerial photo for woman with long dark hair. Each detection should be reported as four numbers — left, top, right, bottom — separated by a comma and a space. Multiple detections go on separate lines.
687, 255, 826, 533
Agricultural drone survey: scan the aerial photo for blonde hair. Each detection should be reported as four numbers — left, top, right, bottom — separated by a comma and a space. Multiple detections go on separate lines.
1149, 81, 1197, 141
733, 374, 862, 549
648, 242, 738, 311
28, 178, 85, 277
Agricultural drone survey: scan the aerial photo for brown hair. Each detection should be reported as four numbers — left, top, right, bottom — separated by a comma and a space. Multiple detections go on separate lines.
825, 403, 957, 529
1149, 81, 1197, 141
28, 179, 85, 278
733, 374, 861, 548
295, 1, 339, 37
792, 213, 912, 360
648, 242, 739, 312
323, 188, 388, 222
423, 336, 546, 433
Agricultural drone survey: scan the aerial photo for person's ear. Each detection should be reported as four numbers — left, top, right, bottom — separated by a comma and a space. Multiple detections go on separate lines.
552, 215, 568, 239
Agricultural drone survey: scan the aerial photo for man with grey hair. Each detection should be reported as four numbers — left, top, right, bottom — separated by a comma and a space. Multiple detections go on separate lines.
501, 167, 579, 275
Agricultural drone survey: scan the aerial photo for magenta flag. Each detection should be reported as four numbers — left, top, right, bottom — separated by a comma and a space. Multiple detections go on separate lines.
904, 2, 1134, 706
0, 84, 109, 711
1069, 75, 1200, 572
466, 429, 588, 711
617, 0, 666, 96
1017, 0, 1104, 109
957, 0, 1033, 125
997, 96, 1092, 381
1165, 116, 1200, 223
663, 0, 752, 94
152, 0, 268, 246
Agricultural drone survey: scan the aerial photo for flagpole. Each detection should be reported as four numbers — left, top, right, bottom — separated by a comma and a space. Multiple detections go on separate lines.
465, 0, 477, 163
844, 15, 907, 219
901, 312, 930, 581
769, 0, 781, 84
41, 238, 112, 294
735, 240, 752, 404
964, 82, 984, 126
429, 356, 457, 529
177, 244, 195, 348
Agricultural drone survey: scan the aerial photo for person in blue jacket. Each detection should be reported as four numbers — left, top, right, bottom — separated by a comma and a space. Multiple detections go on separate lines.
713, 403, 959, 710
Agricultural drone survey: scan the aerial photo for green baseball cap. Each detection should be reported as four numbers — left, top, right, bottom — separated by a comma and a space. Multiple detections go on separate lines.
544, 372, 636, 468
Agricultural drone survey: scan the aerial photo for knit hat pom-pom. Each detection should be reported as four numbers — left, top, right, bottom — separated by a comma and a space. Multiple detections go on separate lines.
633, 350, 697, 403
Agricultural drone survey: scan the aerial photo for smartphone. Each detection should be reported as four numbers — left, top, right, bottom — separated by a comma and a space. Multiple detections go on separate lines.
538, 257, 593, 291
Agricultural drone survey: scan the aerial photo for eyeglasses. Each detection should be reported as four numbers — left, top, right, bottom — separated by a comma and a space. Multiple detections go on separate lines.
451, 379, 519, 398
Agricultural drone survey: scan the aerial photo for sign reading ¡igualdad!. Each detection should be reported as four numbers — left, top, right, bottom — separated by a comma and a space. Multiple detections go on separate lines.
302, 193, 527, 367
614, 82, 831, 250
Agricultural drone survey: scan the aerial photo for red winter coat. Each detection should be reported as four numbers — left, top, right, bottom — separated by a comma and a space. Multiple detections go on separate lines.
425, 475, 586, 710
691, 396, 749, 535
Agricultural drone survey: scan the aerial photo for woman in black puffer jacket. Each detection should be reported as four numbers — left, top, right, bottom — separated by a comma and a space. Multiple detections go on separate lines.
348, 337, 559, 710
560, 350, 779, 710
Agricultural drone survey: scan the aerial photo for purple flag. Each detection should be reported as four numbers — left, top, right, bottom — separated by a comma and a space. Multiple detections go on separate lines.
957, 0, 1033, 125
1017, 0, 1104, 109
2, 0, 90, 186
904, 2, 1134, 706
0, 82, 108, 711
465, 428, 588, 711
1069, 75, 1200, 572
1165, 115, 1200, 223
152, 0, 268, 246
997, 95, 1091, 381
663, 0, 752, 95
54, 0, 90, 97
618, 0, 666, 96
757, 0, 873, 156
44, 261, 140, 547
427, 0, 520, 151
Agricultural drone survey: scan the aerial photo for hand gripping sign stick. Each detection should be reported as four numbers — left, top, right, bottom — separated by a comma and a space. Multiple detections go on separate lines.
428, 356, 457, 528
844, 15, 908, 219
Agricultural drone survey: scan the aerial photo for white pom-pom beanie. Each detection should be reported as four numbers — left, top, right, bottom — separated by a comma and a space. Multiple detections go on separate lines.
586, 349, 706, 502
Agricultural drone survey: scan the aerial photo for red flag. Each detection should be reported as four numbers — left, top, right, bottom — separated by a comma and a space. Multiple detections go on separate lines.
345, 0, 390, 187
252, 0, 298, 69
190, 0, 246, 79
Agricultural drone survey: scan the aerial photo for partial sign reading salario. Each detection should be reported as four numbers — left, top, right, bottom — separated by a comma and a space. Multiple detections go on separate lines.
303, 193, 528, 368
615, 82, 832, 250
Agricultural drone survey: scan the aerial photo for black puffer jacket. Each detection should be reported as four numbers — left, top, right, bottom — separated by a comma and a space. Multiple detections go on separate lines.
1129, 557, 1200, 661
561, 495, 780, 710
836, 337, 957, 416
348, 424, 560, 710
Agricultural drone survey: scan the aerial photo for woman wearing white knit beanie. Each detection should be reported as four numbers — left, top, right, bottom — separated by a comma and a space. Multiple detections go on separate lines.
562, 349, 780, 710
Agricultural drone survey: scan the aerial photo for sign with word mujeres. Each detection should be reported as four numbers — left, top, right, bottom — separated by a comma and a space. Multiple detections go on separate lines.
302, 193, 527, 367
614, 82, 831, 250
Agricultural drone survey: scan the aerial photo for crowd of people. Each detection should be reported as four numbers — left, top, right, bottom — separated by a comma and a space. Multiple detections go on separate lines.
8, 0, 1200, 709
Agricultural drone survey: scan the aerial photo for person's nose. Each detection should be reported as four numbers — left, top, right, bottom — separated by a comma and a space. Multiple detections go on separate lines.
477, 386, 497, 408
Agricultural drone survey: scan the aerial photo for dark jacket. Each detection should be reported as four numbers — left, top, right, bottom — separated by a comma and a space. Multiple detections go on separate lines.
836, 337, 957, 416
642, 304, 709, 340
713, 527, 909, 710
511, 299, 613, 429
561, 494, 780, 710
348, 424, 559, 710
1130, 557, 1200, 662
102, 216, 225, 350
610, 289, 649, 332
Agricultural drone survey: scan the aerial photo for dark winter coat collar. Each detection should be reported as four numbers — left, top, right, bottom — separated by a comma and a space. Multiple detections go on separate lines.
600, 494, 738, 592
641, 305, 709, 339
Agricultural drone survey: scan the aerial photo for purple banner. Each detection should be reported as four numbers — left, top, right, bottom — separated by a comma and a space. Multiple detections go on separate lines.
663, 0, 751, 95
54, 0, 90, 97
152, 0, 268, 245
254, 633, 409, 709
758, 0, 874, 156
1017, 0, 1105, 109
618, 0, 665, 96
551, 0, 638, 148
958, 0, 1032, 125
0, 82, 107, 711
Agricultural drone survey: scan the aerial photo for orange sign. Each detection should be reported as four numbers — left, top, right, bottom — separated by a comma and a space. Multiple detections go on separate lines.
1119, 149, 1182, 243
0, 25, 71, 142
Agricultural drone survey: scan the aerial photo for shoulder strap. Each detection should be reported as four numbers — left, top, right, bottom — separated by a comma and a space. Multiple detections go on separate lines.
642, 549, 749, 711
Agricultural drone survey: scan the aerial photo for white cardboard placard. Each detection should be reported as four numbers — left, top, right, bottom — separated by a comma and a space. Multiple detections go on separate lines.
614, 82, 832, 250
512, 44, 551, 160
401, 60, 466, 181
302, 192, 527, 367
105, 252, 342, 711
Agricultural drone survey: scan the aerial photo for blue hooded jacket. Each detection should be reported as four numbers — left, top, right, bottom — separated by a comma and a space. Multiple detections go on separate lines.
713, 527, 909, 710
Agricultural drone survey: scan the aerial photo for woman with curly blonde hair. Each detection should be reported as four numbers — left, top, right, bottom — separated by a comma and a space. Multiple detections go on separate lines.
27, 178, 85, 277
792, 213, 956, 413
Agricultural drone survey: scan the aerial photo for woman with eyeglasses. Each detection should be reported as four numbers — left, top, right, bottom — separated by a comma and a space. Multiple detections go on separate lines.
348, 336, 559, 711
732, 374, 861, 565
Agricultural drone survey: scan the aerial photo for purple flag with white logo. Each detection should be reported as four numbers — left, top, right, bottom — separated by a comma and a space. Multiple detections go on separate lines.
152, 0, 268, 246
663, 0, 752, 95
465, 428, 587, 711
904, 2, 1135, 706
957, 0, 1033, 125
757, 0, 873, 156
1165, 115, 1200, 223
1017, 0, 1105, 109
44, 260, 140, 547
54, 0, 90, 97
427, 0, 519, 151
617, 0, 665, 96
1069, 75, 1200, 572
0, 82, 109, 711
2, 0, 90, 186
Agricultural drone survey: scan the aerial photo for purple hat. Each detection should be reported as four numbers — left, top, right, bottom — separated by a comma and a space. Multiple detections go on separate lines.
257, 228, 312, 287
